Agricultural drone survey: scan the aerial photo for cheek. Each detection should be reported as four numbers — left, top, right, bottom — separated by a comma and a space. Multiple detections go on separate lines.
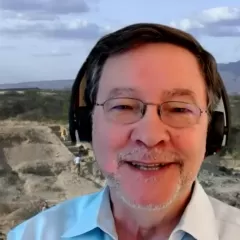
92, 113, 130, 173
173, 126, 208, 164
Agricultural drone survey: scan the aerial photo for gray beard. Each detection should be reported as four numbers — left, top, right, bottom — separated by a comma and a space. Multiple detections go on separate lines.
103, 169, 195, 212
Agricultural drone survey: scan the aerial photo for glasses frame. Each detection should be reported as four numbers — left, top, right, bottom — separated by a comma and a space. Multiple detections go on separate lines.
95, 97, 208, 127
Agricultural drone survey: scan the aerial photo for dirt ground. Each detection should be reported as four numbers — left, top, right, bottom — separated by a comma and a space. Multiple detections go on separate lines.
0, 121, 102, 237
0, 120, 239, 238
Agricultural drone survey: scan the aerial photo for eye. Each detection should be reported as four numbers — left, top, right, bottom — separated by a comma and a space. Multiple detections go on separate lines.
171, 107, 192, 113
106, 98, 141, 112
162, 102, 198, 115
112, 104, 134, 110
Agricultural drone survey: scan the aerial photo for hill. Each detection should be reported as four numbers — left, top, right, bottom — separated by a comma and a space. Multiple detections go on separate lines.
218, 60, 240, 77
0, 89, 239, 158
0, 61, 240, 93
0, 80, 73, 90
218, 60, 240, 94
0, 90, 70, 123
0, 121, 102, 236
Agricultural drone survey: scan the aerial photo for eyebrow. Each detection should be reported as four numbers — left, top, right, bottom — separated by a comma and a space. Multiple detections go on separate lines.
162, 88, 197, 101
107, 87, 136, 98
107, 87, 197, 102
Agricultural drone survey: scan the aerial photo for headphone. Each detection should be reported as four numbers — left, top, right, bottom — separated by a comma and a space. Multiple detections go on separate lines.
69, 45, 231, 158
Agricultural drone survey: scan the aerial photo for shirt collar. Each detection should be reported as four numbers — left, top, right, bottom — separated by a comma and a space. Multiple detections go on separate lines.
62, 180, 219, 240
173, 180, 219, 240
61, 186, 117, 239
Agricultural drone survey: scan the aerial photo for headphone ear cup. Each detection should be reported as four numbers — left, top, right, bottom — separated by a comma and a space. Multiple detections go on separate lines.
206, 111, 225, 156
76, 107, 92, 142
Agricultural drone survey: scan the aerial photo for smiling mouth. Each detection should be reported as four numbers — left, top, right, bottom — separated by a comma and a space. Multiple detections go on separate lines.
126, 162, 176, 171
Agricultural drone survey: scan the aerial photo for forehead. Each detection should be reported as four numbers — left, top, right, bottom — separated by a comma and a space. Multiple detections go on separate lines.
97, 43, 206, 104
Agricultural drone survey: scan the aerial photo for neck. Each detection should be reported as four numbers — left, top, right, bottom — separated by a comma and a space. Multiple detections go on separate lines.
109, 183, 194, 240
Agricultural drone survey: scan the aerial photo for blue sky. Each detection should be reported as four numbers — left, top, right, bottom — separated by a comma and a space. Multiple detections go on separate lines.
0, 0, 240, 83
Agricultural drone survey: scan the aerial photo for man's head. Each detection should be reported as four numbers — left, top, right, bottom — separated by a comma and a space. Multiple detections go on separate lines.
79, 145, 85, 150
79, 24, 223, 211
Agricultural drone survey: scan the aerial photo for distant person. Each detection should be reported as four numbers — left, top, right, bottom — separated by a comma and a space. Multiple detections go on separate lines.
73, 145, 88, 176
60, 127, 67, 141
73, 155, 81, 176
8, 23, 240, 240
40, 200, 49, 212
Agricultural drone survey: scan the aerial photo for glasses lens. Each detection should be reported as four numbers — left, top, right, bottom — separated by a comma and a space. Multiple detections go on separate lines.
161, 101, 200, 127
104, 98, 143, 124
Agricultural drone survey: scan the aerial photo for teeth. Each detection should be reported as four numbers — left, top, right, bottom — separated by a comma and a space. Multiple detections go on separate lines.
130, 162, 169, 170
131, 162, 166, 167
137, 166, 161, 171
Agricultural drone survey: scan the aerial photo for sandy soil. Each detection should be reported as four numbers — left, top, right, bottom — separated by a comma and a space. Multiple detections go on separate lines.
0, 121, 102, 237
0, 120, 239, 238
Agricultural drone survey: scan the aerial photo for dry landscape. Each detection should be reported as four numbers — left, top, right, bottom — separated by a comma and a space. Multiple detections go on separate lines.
0, 120, 239, 239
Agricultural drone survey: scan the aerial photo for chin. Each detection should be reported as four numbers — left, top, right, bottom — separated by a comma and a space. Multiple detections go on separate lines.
113, 181, 182, 212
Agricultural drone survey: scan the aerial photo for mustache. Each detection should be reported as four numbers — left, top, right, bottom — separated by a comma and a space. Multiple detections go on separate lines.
118, 146, 182, 164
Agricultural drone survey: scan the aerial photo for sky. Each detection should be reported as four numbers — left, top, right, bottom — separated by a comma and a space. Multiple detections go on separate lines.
0, 0, 240, 83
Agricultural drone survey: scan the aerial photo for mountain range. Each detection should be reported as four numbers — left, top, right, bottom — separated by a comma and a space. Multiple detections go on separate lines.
0, 61, 240, 94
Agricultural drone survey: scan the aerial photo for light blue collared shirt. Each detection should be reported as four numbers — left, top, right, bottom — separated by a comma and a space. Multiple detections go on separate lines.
7, 181, 240, 240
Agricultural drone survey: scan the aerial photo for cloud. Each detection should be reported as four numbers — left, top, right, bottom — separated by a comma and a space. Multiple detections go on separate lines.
32, 50, 72, 57
0, 0, 90, 15
170, 7, 240, 37
0, 45, 16, 50
0, 1, 111, 41
1, 10, 58, 21
0, 15, 111, 40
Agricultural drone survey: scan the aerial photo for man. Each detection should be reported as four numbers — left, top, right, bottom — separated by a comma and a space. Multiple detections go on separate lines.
73, 145, 88, 176
40, 200, 49, 212
7, 23, 240, 240
73, 154, 81, 176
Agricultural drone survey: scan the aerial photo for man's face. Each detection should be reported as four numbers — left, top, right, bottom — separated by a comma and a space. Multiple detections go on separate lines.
92, 43, 208, 210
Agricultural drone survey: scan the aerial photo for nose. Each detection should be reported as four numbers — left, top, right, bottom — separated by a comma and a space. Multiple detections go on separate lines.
130, 106, 170, 147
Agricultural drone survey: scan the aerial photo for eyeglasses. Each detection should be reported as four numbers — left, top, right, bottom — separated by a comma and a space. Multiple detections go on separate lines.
95, 97, 207, 128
